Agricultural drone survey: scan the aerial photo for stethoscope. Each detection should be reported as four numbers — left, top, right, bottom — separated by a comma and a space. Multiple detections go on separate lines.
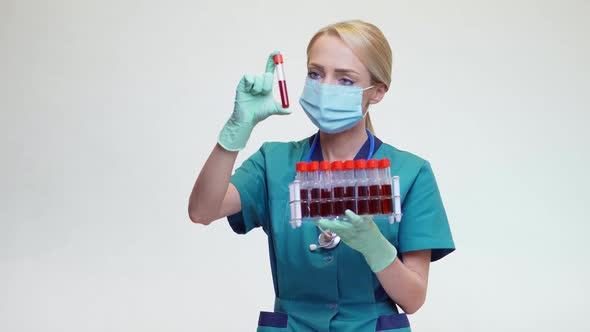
306, 129, 375, 252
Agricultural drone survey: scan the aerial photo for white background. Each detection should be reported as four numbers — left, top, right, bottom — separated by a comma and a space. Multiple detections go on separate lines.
1, 0, 589, 331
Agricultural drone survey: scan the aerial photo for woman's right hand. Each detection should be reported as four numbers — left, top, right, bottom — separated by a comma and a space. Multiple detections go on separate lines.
217, 50, 291, 151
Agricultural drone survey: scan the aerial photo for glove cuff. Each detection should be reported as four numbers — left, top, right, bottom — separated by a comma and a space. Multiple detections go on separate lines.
363, 232, 398, 273
217, 118, 254, 152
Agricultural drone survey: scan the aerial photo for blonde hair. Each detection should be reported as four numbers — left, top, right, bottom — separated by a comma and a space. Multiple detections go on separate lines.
307, 20, 393, 134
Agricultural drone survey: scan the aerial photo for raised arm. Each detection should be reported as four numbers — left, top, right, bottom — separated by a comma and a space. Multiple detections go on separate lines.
188, 51, 290, 225
188, 145, 241, 225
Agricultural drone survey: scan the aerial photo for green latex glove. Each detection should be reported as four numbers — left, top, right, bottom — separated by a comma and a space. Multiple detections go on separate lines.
316, 210, 398, 273
218, 50, 291, 151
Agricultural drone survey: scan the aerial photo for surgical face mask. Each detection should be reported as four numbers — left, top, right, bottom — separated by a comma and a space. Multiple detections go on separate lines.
299, 78, 374, 134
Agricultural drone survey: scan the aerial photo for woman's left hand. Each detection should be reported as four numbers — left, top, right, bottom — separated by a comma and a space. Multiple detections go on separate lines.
316, 209, 398, 273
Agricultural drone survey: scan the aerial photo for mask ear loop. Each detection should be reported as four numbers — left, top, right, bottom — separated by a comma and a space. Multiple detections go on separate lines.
361, 84, 377, 119
362, 108, 370, 119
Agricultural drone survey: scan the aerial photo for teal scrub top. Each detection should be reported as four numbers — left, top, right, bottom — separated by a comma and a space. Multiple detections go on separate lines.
228, 134, 455, 332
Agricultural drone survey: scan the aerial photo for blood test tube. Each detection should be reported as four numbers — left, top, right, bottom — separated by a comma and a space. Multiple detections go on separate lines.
378, 158, 394, 216
355, 159, 370, 215
295, 162, 309, 219
273, 54, 289, 108
308, 161, 321, 218
367, 159, 382, 215
319, 161, 333, 217
343, 160, 357, 213
331, 161, 345, 217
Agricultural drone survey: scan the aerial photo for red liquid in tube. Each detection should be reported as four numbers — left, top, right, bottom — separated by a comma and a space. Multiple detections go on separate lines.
344, 186, 356, 213
278, 80, 289, 108
310, 187, 321, 217
369, 184, 382, 214
357, 185, 370, 215
332, 186, 345, 216
300, 188, 309, 218
320, 188, 333, 217
380, 184, 393, 214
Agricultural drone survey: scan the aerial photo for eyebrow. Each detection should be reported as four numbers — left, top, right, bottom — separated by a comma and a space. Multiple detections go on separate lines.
308, 63, 360, 75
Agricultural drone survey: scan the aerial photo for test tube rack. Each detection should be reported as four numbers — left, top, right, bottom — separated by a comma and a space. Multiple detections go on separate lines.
288, 159, 402, 229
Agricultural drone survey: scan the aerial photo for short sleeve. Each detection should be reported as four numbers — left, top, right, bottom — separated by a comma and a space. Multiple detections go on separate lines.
227, 146, 269, 234
398, 161, 455, 261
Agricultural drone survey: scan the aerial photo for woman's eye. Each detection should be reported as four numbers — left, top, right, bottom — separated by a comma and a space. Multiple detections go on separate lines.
308, 71, 321, 80
339, 78, 354, 86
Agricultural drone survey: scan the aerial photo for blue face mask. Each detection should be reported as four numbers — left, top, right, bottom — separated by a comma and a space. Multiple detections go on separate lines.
299, 78, 374, 134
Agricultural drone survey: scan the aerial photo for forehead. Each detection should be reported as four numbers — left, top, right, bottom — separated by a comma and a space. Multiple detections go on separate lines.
307, 34, 367, 72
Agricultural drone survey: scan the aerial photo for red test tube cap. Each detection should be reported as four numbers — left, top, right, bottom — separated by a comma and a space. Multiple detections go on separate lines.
273, 54, 283, 64
320, 160, 331, 171
331, 160, 343, 170
309, 161, 319, 171
378, 158, 391, 168
296, 162, 308, 172
344, 160, 355, 170
367, 159, 379, 169
355, 159, 367, 169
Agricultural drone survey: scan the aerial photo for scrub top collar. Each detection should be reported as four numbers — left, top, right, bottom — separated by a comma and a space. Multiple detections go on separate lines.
306, 129, 383, 162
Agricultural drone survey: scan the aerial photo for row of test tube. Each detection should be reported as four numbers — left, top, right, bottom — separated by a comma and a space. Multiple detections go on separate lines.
288, 159, 402, 228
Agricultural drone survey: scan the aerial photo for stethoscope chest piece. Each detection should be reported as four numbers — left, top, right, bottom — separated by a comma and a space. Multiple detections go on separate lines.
309, 230, 340, 251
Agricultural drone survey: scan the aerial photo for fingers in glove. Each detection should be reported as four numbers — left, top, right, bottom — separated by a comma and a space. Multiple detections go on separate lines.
345, 209, 364, 225
242, 73, 255, 93
316, 218, 353, 233
262, 72, 273, 94
251, 74, 265, 95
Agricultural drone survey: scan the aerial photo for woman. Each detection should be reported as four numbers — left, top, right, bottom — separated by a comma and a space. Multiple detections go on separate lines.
189, 20, 455, 332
